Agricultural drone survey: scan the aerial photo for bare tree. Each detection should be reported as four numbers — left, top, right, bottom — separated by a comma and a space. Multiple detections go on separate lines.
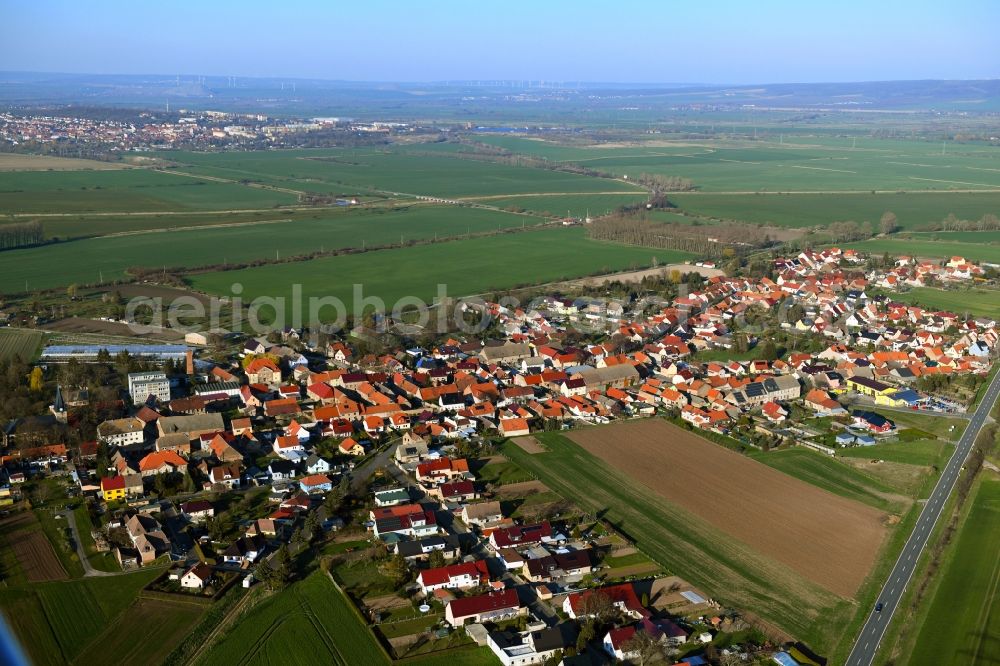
880, 211, 898, 235
621, 629, 664, 665
578, 590, 615, 621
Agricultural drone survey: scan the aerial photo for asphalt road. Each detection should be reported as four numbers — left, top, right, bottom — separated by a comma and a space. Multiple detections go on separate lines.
845, 369, 1000, 666
60, 509, 114, 577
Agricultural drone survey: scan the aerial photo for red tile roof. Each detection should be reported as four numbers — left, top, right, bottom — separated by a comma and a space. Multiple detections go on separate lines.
101, 475, 126, 491
446, 588, 519, 618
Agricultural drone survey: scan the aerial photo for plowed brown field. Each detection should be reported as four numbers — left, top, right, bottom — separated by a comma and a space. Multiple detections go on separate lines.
569, 419, 887, 597
7, 529, 68, 582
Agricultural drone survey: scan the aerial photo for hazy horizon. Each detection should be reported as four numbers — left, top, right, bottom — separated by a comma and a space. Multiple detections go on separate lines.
3, 69, 999, 88
2, 0, 997, 84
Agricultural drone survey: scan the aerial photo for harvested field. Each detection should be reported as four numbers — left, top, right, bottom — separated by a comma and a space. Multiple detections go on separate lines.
90, 282, 213, 305
561, 263, 724, 288
0, 512, 35, 531
493, 480, 549, 497
504, 431, 854, 649
7, 529, 68, 582
605, 562, 661, 578
0, 154, 127, 171
512, 436, 547, 454
45, 317, 186, 342
647, 576, 716, 615
365, 594, 411, 613
568, 419, 887, 597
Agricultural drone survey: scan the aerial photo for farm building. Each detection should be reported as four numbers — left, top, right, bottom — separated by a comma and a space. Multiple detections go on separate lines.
851, 410, 895, 433
40, 344, 189, 362
874, 388, 921, 408
847, 376, 896, 398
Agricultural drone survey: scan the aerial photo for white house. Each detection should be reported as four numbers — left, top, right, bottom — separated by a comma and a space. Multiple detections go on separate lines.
417, 560, 490, 595
97, 417, 146, 447
180, 563, 213, 589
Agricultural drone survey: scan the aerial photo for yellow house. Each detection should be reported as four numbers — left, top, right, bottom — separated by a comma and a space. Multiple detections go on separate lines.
101, 476, 127, 502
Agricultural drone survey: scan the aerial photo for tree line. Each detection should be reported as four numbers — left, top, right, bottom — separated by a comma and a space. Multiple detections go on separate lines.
822, 219, 875, 242
0, 221, 44, 251
629, 172, 696, 193
922, 213, 1000, 232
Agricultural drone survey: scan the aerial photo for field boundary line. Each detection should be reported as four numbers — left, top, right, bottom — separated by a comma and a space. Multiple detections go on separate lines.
96, 217, 294, 238
153, 167, 308, 196
324, 571, 395, 663
968, 497, 1000, 662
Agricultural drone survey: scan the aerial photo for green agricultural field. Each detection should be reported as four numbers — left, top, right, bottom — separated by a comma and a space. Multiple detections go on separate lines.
198, 571, 494, 666
198, 572, 384, 665
745, 448, 906, 511
0, 589, 63, 665
845, 238, 1000, 264
464, 192, 648, 217
471, 135, 615, 161
475, 135, 1000, 192
189, 227, 695, 318
884, 286, 1000, 318
335, 557, 398, 599
36, 582, 106, 661
0, 568, 160, 665
669, 191, 1000, 230
0, 205, 537, 294
75, 597, 203, 666
0, 328, 44, 361
838, 439, 952, 467
501, 432, 853, 654
4, 209, 311, 240
908, 230, 1000, 243
473, 459, 535, 486
906, 479, 1000, 665
872, 410, 967, 441
0, 168, 296, 213
160, 148, 645, 199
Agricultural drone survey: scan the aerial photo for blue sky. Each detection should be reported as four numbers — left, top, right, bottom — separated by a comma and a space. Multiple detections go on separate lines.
1, 0, 997, 83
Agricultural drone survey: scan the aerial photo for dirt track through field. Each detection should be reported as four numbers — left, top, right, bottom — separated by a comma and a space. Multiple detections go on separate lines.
569, 419, 888, 597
